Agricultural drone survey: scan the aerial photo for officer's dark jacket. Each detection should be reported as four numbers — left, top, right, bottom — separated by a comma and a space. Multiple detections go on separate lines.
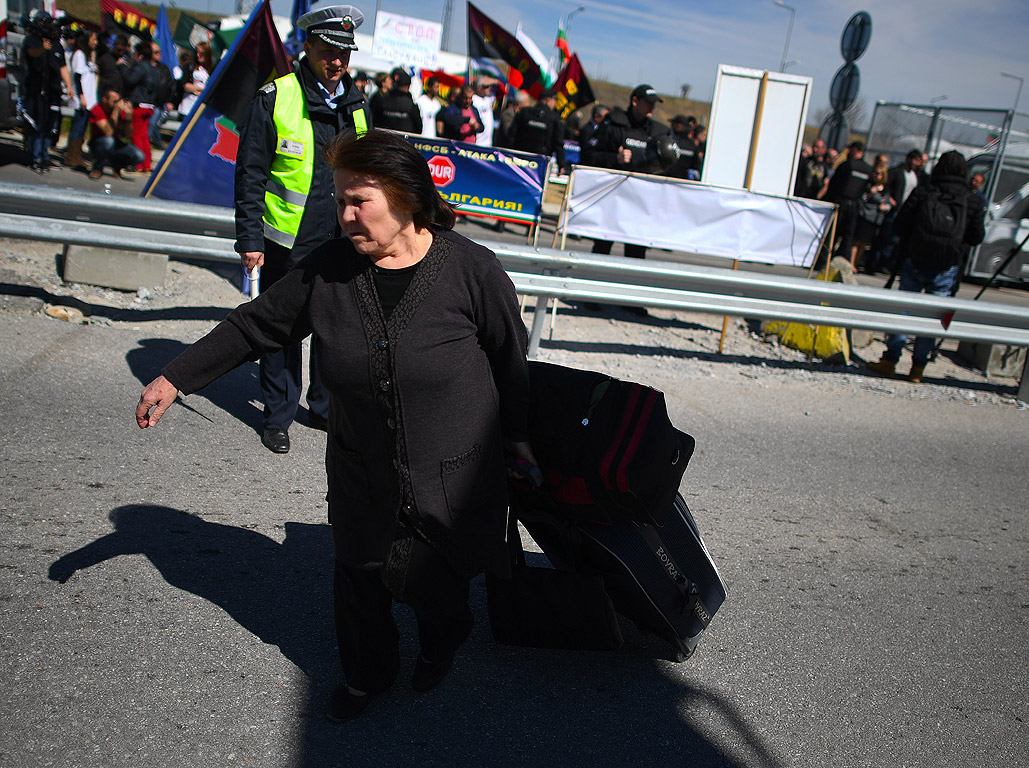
580, 106, 671, 172
234, 58, 370, 262
511, 103, 565, 166
825, 157, 874, 204
663, 132, 699, 179
371, 89, 422, 133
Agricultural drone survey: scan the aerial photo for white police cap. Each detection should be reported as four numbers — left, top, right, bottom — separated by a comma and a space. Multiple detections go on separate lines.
298, 3, 364, 50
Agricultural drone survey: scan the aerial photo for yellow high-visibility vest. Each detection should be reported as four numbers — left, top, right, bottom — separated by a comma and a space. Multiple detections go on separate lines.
263, 73, 368, 248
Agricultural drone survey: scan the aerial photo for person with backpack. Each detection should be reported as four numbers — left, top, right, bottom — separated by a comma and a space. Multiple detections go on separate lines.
866, 150, 985, 383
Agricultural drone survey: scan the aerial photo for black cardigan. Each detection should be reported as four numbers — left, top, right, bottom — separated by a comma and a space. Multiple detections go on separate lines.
164, 230, 530, 575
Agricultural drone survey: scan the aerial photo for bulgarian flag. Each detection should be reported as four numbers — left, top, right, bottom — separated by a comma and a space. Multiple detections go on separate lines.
554, 25, 571, 68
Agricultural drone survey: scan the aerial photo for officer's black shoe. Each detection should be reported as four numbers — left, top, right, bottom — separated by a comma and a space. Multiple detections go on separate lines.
261, 428, 290, 453
307, 413, 328, 432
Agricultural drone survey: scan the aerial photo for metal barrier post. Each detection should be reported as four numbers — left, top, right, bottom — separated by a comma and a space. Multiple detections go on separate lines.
1019, 355, 1029, 404
527, 294, 552, 359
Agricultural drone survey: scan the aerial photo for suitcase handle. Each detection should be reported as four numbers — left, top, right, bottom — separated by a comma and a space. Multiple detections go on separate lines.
636, 523, 712, 628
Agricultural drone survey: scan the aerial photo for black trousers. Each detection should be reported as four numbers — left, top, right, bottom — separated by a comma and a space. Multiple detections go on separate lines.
333, 539, 473, 693
258, 240, 328, 430
592, 239, 647, 259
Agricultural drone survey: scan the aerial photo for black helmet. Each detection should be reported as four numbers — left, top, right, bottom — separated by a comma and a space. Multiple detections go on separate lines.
647, 135, 680, 170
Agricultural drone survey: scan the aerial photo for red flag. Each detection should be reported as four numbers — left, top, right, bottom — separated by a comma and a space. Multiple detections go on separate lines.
552, 54, 596, 121
467, 2, 543, 97
421, 69, 465, 102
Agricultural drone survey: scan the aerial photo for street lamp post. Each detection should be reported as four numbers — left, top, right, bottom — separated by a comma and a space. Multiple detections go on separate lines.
566, 5, 586, 34
774, 1, 796, 74
1001, 72, 1024, 113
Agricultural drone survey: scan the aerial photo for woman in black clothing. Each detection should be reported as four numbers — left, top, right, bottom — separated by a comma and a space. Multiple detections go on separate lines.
136, 129, 536, 722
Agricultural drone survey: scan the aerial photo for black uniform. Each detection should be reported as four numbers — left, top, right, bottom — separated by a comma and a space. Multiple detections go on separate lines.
582, 106, 672, 259
234, 57, 371, 432
510, 103, 565, 167
824, 156, 874, 261
581, 106, 672, 172
371, 89, 421, 133
663, 132, 699, 180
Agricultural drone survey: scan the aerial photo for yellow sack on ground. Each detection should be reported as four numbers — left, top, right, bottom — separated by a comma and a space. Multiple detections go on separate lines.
763, 261, 851, 361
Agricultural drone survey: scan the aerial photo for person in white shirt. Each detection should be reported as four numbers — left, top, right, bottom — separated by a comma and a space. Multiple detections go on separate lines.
417, 76, 443, 138
470, 76, 497, 147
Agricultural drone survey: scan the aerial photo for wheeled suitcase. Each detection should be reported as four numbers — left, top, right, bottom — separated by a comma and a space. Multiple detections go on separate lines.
516, 491, 727, 661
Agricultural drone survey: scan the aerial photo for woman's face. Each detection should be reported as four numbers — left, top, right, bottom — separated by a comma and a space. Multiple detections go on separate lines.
334, 171, 414, 257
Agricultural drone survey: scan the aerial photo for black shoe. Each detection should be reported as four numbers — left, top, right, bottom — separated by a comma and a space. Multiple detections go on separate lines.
325, 684, 377, 723
261, 428, 290, 453
307, 413, 328, 432
411, 653, 454, 693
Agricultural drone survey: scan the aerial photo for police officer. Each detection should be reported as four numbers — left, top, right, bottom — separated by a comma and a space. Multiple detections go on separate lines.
235, 3, 371, 453
510, 87, 566, 171
663, 114, 700, 181
371, 67, 421, 133
823, 141, 873, 266
581, 84, 672, 261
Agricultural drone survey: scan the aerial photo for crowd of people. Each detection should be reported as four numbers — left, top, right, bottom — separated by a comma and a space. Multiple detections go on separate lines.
18, 9, 217, 179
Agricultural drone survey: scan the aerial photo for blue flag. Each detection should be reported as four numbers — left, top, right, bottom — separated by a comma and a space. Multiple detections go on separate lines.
284, 0, 310, 56
143, 0, 290, 206
155, 5, 177, 70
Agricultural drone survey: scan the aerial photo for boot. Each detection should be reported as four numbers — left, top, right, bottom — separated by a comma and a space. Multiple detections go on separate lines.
867, 356, 897, 379
64, 138, 86, 170
908, 365, 925, 383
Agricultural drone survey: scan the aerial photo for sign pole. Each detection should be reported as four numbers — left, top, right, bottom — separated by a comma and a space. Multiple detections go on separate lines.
719, 71, 768, 354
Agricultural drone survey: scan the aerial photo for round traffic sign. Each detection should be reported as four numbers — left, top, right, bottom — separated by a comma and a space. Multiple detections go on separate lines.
427, 155, 456, 187
841, 11, 872, 62
830, 63, 861, 112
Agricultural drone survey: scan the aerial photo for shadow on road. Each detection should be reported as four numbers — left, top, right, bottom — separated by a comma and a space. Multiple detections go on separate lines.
125, 338, 263, 432
47, 505, 780, 768
0, 281, 235, 324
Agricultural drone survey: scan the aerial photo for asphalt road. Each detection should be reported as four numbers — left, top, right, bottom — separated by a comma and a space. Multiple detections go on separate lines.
1, 126, 1027, 767
1, 302, 1026, 768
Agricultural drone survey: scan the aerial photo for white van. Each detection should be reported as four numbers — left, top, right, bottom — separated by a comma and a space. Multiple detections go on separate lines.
967, 142, 1029, 283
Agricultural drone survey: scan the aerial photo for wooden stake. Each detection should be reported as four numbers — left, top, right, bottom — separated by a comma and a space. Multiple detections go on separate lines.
718, 259, 739, 354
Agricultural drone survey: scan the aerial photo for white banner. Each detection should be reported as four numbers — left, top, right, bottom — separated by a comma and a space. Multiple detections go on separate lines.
372, 12, 442, 70
562, 168, 835, 268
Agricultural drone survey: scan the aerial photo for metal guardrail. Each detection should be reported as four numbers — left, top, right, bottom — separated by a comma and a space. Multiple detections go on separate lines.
1, 181, 1027, 396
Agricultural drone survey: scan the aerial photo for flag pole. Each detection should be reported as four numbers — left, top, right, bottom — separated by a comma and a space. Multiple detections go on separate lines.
143, 103, 208, 197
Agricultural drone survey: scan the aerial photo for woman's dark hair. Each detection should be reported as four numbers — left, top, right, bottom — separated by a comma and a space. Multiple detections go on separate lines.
932, 150, 968, 181
325, 129, 457, 231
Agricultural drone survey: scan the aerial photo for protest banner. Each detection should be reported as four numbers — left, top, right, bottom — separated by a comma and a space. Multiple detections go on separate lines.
405, 135, 547, 224
372, 11, 442, 70
560, 167, 834, 267
101, 0, 155, 40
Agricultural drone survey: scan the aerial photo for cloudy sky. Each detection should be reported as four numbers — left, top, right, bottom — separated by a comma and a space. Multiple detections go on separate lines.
191, 0, 1028, 125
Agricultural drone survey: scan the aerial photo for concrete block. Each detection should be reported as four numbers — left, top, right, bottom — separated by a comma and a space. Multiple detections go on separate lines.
62, 245, 167, 292
957, 340, 1027, 378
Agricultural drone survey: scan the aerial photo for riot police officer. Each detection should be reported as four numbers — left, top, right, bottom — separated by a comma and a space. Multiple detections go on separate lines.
510, 87, 566, 171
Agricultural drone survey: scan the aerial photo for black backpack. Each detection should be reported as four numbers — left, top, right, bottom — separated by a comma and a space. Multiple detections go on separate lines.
907, 186, 968, 271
